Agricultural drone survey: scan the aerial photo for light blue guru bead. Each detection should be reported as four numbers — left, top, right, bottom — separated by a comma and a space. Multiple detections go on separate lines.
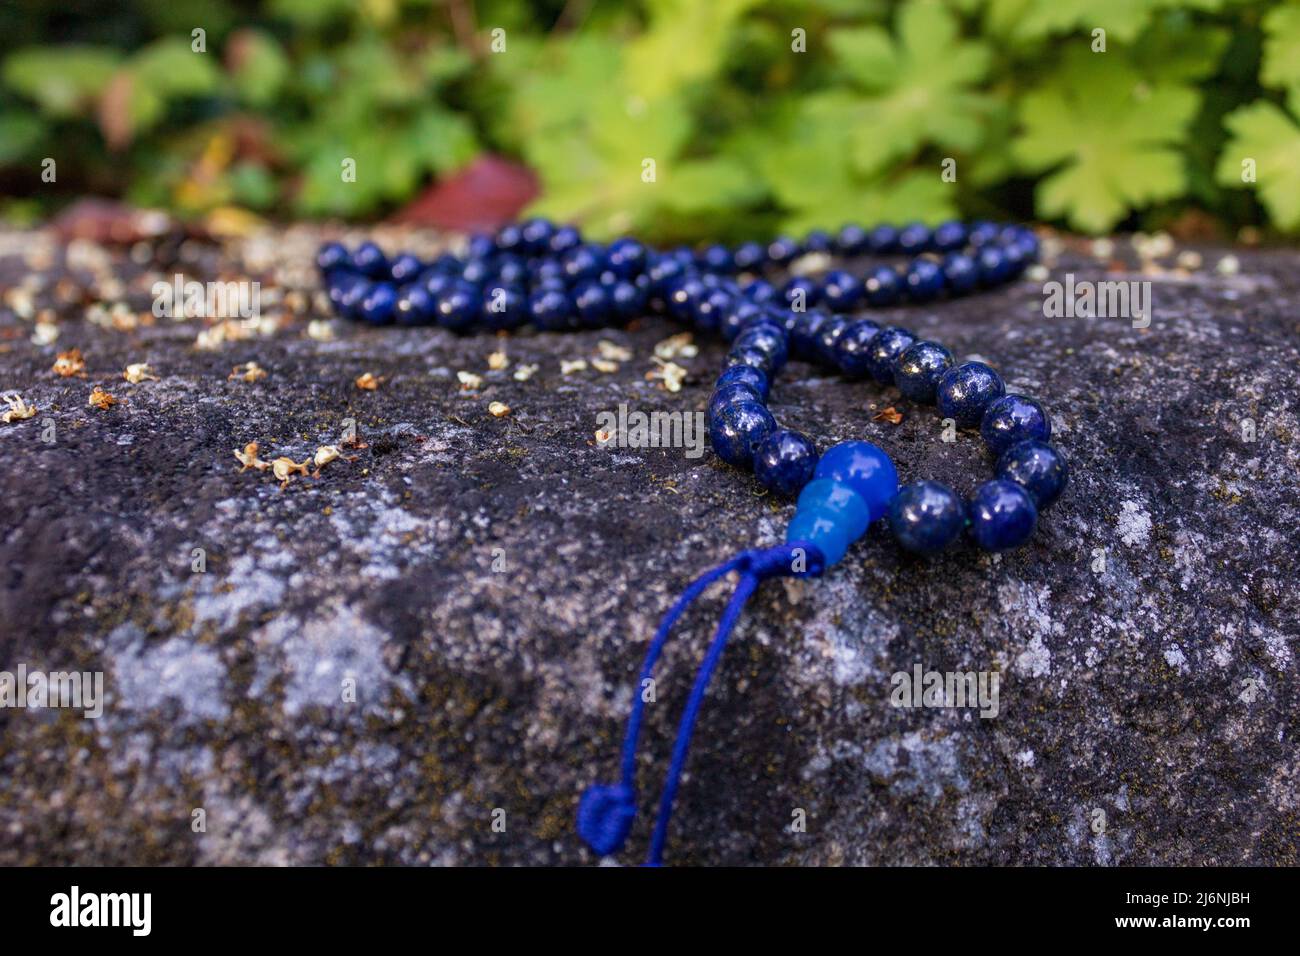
812, 441, 899, 523
785, 507, 851, 566
795, 479, 870, 540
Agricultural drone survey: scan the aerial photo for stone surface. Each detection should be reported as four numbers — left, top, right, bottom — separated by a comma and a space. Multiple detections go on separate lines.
0, 226, 1296, 866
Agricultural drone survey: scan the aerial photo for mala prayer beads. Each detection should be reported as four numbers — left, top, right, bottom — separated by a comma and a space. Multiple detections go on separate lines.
315, 218, 1069, 865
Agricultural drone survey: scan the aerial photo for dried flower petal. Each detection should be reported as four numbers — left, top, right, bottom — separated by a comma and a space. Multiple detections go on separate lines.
1, 393, 38, 423
457, 370, 483, 391
488, 401, 511, 418
560, 359, 588, 375
271, 456, 310, 486
52, 348, 86, 378
591, 358, 619, 374
487, 349, 508, 371
597, 340, 633, 362
123, 362, 159, 384
873, 406, 903, 425
512, 363, 538, 382
229, 361, 267, 383
355, 372, 381, 390
234, 442, 270, 472
88, 386, 119, 410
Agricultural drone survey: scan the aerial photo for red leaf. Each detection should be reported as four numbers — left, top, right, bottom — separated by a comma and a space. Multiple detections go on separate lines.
389, 154, 539, 232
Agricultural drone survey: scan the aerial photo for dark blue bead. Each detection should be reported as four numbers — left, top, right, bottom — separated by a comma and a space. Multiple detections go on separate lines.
708, 383, 764, 426
833, 319, 883, 378
893, 340, 953, 403
531, 275, 568, 296
520, 217, 555, 253
996, 440, 1068, 509
337, 277, 371, 320
389, 253, 424, 284
754, 429, 818, 497
898, 222, 932, 254
789, 310, 830, 360
968, 480, 1038, 552
529, 287, 576, 331
694, 289, 734, 334
716, 364, 770, 402
822, 270, 864, 311
316, 241, 350, 274
646, 255, 685, 298
495, 224, 525, 253
328, 274, 366, 316
932, 221, 967, 252
1002, 241, 1029, 276
734, 241, 765, 271
709, 400, 776, 468
941, 252, 979, 294
742, 278, 777, 305
562, 244, 605, 283
606, 237, 648, 278
573, 281, 612, 328
865, 326, 917, 384
726, 343, 781, 377
867, 225, 899, 253
352, 241, 389, 279
804, 229, 832, 253
667, 276, 707, 322
607, 279, 646, 321
937, 361, 1005, 428
767, 236, 801, 265
493, 254, 528, 286
549, 225, 582, 255
395, 284, 435, 326
814, 314, 850, 366
782, 276, 819, 311
481, 285, 529, 330
359, 282, 397, 325
422, 271, 455, 300
977, 245, 1012, 285
720, 301, 764, 342
463, 257, 497, 286
981, 394, 1051, 455
668, 246, 696, 268
835, 224, 869, 255
889, 481, 966, 555
434, 281, 481, 331
904, 259, 945, 301
733, 324, 788, 367
467, 234, 496, 260
864, 266, 902, 306
699, 244, 734, 273
532, 259, 565, 285
968, 221, 999, 246
762, 304, 799, 336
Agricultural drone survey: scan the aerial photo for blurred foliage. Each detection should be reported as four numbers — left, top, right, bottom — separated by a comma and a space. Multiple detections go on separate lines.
0, 0, 1297, 238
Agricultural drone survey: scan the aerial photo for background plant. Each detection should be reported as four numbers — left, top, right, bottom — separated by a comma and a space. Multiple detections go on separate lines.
0, 0, 1295, 240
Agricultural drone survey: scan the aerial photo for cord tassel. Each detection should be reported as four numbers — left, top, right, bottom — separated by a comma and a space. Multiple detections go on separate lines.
577, 542, 824, 864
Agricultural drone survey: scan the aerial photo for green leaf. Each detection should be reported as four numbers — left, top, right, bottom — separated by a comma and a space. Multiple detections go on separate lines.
1216, 100, 1300, 230
981, 0, 1226, 45
659, 157, 765, 213
2, 46, 121, 116
131, 38, 222, 99
230, 30, 290, 107
0, 110, 46, 164
407, 108, 478, 175
1013, 49, 1199, 232
1262, 3, 1300, 92
828, 1, 992, 175
624, 0, 762, 101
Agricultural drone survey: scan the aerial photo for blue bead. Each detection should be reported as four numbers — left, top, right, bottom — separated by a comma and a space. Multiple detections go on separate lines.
754, 430, 818, 497
822, 270, 864, 311
782, 276, 819, 310
981, 394, 1051, 455
865, 326, 917, 384
520, 217, 555, 253
867, 224, 899, 253
492, 254, 528, 286
814, 314, 850, 366
460, 257, 493, 286
968, 480, 1038, 552
693, 289, 734, 334
529, 287, 576, 331
941, 252, 979, 294
389, 253, 424, 284
796, 478, 870, 540
709, 400, 776, 468
864, 266, 902, 306
889, 481, 966, 555
726, 343, 781, 377
467, 234, 496, 260
716, 364, 770, 402
607, 279, 646, 321
549, 225, 583, 255
936, 361, 1005, 428
968, 221, 1000, 246
337, 276, 371, 320
743, 278, 777, 305
481, 285, 529, 330
836, 224, 869, 255
699, 244, 734, 273
733, 324, 788, 368
996, 440, 1069, 509
904, 259, 945, 302
316, 241, 351, 274
707, 383, 764, 427
495, 224, 525, 252
898, 222, 932, 254
932, 220, 967, 252
720, 301, 763, 342
352, 241, 389, 279
804, 229, 833, 253
785, 508, 851, 566
562, 244, 605, 283
734, 241, 765, 271
789, 310, 829, 360
833, 319, 883, 377
767, 236, 801, 265
434, 281, 480, 331
328, 274, 366, 317
893, 340, 954, 403
667, 276, 706, 322
977, 245, 1012, 285
813, 441, 898, 523
396, 284, 435, 326
606, 237, 648, 277
573, 281, 612, 328
359, 282, 396, 325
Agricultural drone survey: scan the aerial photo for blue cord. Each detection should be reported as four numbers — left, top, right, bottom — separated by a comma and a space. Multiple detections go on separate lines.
577, 541, 824, 864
